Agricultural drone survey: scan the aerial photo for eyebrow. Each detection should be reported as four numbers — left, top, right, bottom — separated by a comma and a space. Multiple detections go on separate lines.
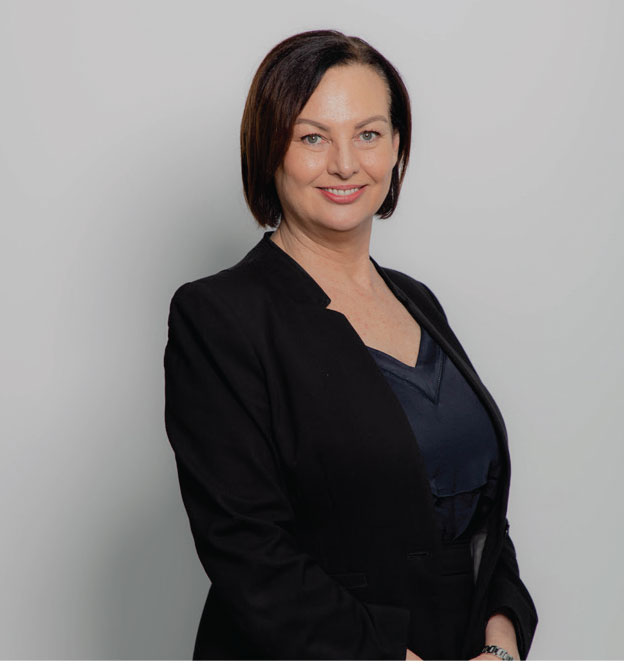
294, 115, 389, 131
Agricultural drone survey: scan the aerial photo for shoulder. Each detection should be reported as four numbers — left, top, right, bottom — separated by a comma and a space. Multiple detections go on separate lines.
168, 260, 270, 325
165, 266, 267, 379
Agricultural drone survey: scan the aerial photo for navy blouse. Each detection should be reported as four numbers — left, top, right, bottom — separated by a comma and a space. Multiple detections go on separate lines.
366, 323, 501, 543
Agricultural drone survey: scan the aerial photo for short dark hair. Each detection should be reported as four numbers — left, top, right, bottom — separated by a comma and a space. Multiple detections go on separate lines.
240, 30, 412, 228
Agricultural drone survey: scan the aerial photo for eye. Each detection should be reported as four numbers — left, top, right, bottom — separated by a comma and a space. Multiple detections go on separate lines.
301, 133, 324, 145
359, 130, 381, 142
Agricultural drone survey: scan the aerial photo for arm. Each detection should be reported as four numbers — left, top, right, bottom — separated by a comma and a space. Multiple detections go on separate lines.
164, 281, 411, 660
480, 611, 520, 661
483, 520, 538, 660
419, 282, 538, 659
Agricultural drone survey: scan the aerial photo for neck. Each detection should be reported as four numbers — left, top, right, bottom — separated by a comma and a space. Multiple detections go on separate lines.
270, 221, 380, 296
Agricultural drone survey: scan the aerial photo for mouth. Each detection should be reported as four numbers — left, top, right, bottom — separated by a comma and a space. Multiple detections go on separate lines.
317, 185, 367, 204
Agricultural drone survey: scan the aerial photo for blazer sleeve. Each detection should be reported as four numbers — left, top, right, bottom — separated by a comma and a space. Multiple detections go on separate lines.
418, 281, 538, 659
484, 519, 538, 660
163, 281, 411, 660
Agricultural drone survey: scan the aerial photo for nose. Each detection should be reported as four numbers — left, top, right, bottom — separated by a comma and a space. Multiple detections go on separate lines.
327, 138, 360, 179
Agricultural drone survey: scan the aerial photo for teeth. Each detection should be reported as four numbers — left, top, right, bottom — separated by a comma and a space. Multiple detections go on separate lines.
323, 187, 361, 196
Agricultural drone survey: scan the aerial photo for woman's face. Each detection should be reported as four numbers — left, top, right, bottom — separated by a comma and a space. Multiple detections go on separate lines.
274, 64, 400, 235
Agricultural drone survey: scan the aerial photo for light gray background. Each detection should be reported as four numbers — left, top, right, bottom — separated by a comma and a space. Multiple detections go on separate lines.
1, 0, 622, 659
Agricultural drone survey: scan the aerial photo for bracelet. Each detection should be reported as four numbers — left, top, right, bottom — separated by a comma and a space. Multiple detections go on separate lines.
481, 644, 515, 660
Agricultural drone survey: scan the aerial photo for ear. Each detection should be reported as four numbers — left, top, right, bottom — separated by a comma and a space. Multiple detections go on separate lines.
274, 163, 284, 187
392, 130, 400, 167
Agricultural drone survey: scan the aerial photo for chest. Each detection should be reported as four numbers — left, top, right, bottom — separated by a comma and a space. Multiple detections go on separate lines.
256, 284, 510, 557
325, 288, 423, 367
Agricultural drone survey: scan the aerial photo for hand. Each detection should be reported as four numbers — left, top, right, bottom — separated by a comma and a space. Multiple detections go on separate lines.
405, 647, 423, 660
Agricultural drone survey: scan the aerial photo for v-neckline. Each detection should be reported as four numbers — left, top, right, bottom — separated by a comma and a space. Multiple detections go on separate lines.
365, 325, 445, 403
365, 326, 426, 369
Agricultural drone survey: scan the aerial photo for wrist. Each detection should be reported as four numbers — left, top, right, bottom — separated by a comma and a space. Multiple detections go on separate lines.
485, 612, 520, 660
481, 644, 515, 660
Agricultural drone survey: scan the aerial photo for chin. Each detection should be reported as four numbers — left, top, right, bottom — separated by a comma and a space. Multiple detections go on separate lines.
317, 214, 374, 233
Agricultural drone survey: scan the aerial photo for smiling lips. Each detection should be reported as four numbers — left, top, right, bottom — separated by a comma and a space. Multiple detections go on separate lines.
317, 184, 367, 204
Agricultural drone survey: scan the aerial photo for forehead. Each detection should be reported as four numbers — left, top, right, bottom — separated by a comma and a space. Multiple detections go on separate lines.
296, 64, 390, 125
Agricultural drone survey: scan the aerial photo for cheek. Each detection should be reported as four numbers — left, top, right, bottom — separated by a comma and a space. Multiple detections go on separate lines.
282, 148, 325, 185
360, 146, 397, 178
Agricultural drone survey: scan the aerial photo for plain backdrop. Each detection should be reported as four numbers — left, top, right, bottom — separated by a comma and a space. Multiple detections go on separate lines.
1, 0, 622, 659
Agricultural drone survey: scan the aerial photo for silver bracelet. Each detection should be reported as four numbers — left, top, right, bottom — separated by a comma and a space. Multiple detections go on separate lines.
481, 644, 515, 660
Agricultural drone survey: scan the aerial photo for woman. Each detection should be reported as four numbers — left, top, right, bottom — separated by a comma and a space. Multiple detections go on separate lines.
164, 30, 538, 660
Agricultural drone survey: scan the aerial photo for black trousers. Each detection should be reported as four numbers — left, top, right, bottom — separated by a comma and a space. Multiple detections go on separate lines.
406, 535, 475, 660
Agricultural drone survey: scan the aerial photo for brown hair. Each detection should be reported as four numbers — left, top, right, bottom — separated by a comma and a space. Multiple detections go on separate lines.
240, 30, 412, 228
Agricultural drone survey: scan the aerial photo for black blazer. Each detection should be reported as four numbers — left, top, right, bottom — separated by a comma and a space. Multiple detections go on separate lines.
164, 230, 538, 660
